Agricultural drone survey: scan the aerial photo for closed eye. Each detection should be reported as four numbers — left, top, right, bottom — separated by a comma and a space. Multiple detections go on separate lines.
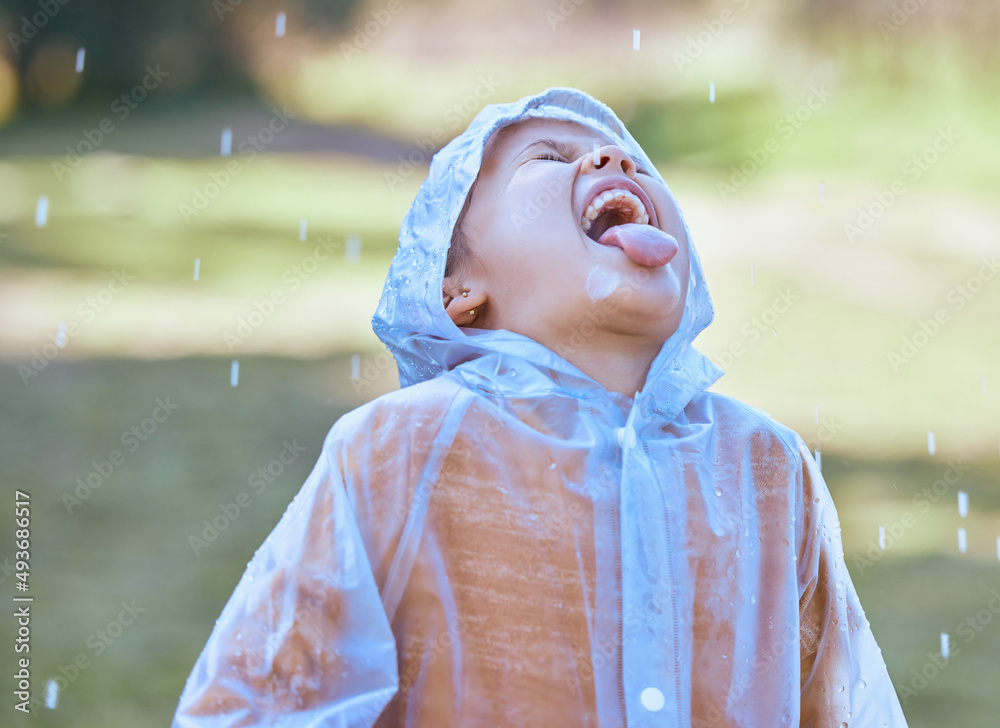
533, 153, 567, 162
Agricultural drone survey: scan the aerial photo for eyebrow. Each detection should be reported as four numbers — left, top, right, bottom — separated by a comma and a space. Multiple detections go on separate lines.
518, 138, 577, 159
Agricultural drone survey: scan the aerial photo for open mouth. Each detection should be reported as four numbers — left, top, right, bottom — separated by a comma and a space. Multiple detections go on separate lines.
580, 189, 650, 242
577, 184, 679, 268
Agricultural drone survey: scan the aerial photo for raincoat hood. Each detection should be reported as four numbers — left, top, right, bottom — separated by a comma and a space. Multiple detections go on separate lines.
373, 87, 722, 419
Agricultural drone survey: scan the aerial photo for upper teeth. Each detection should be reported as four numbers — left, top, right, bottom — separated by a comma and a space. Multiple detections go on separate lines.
580, 189, 649, 232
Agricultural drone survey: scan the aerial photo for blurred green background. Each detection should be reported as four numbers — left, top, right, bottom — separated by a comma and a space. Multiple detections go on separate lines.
1, 0, 998, 725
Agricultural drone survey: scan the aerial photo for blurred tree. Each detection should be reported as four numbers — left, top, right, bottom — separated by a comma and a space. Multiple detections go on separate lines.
787, 0, 1000, 46
0, 0, 362, 112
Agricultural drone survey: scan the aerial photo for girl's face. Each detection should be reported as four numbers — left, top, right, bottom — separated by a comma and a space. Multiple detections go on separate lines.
445, 118, 690, 355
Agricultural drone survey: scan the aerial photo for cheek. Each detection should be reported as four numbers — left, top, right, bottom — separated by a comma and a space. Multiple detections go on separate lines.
510, 169, 575, 226
644, 184, 684, 230
674, 244, 692, 294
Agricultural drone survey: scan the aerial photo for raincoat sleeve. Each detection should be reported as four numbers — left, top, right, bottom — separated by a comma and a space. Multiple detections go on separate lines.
794, 435, 908, 727
171, 425, 398, 728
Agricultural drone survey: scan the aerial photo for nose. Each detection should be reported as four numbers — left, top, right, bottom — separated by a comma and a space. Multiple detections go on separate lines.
585, 144, 636, 178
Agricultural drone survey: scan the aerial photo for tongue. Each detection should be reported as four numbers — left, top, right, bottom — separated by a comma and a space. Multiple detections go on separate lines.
597, 223, 679, 268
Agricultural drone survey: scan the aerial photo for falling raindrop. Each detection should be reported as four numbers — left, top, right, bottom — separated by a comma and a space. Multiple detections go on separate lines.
299, 217, 307, 241
350, 354, 360, 380
35, 195, 49, 227
46, 678, 59, 709
275, 11, 287, 37
927, 430, 936, 455
75, 47, 85, 73
957, 527, 967, 554
220, 127, 233, 157
818, 182, 825, 203
940, 632, 950, 659
632, 28, 640, 51
878, 526, 885, 550
56, 320, 66, 348
709, 82, 716, 103
958, 491, 969, 518
346, 234, 361, 263
193, 258, 201, 281
231, 360, 240, 387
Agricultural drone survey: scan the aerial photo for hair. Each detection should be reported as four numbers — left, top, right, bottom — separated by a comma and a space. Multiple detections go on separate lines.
445, 190, 474, 280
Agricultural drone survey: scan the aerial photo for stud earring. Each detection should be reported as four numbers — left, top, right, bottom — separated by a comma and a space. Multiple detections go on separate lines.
468, 308, 477, 317
462, 291, 468, 298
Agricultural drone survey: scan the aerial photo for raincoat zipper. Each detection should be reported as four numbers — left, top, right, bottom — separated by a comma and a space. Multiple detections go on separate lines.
610, 472, 628, 728
644, 437, 683, 728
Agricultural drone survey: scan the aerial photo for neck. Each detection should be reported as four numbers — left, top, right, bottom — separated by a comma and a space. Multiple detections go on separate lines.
558, 332, 664, 399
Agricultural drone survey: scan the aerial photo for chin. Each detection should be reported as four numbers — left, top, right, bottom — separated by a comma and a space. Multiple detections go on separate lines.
631, 266, 685, 307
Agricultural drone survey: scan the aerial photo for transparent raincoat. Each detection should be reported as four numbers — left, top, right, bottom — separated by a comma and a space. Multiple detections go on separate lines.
172, 88, 909, 727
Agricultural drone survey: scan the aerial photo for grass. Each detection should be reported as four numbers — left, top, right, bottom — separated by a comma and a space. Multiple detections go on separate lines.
0, 355, 371, 722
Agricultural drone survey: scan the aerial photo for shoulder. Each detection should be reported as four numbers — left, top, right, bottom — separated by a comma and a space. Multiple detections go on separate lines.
689, 391, 808, 465
326, 375, 467, 451
319, 376, 470, 565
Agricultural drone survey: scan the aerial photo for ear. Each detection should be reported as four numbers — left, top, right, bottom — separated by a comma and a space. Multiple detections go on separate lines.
442, 277, 489, 327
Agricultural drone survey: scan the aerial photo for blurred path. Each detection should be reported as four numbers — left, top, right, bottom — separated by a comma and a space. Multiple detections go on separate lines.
0, 98, 419, 162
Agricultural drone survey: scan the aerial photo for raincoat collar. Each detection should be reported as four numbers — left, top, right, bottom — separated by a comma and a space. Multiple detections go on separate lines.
373, 87, 722, 423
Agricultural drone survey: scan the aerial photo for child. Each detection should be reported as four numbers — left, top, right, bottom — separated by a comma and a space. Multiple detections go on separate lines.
172, 87, 908, 727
